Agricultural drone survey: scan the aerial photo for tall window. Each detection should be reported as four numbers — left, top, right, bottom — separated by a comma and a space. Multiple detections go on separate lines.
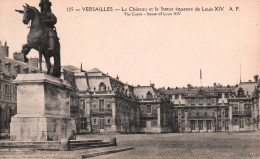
206, 120, 212, 130
175, 110, 178, 118
181, 109, 184, 118
187, 99, 191, 105
225, 108, 229, 117
81, 100, 85, 110
207, 98, 211, 105
5, 85, 10, 95
238, 102, 244, 111
147, 105, 151, 113
239, 117, 244, 128
80, 118, 87, 129
190, 120, 196, 130
99, 99, 104, 112
225, 120, 229, 130
199, 121, 203, 130
99, 82, 106, 92
191, 99, 195, 105
146, 91, 153, 99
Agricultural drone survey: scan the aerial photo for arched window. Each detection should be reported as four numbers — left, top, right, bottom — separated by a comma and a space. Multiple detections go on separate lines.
146, 91, 153, 99
237, 87, 244, 97
99, 82, 106, 92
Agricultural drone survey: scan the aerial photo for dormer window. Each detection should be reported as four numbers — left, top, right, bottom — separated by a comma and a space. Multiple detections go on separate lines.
237, 87, 245, 97
99, 82, 106, 92
15, 64, 20, 73
5, 62, 11, 71
23, 67, 29, 74
146, 91, 153, 99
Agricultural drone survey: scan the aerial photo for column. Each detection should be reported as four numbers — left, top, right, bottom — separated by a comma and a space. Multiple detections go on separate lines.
229, 105, 233, 132
203, 120, 207, 132
157, 107, 161, 126
85, 97, 91, 132
195, 120, 199, 132
111, 98, 116, 132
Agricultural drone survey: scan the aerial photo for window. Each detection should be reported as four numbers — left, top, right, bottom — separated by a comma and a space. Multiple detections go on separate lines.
191, 99, 195, 105
224, 93, 228, 98
175, 110, 178, 117
225, 108, 229, 117
107, 103, 111, 109
207, 98, 211, 105
106, 118, 111, 125
5, 85, 10, 95
187, 99, 191, 105
93, 118, 97, 125
175, 94, 179, 99
225, 120, 229, 130
81, 100, 85, 109
211, 98, 215, 105
99, 82, 106, 91
190, 120, 196, 130
181, 109, 184, 118
238, 102, 244, 111
206, 120, 212, 130
146, 91, 153, 99
199, 121, 203, 130
147, 105, 151, 113
80, 118, 87, 129
198, 98, 203, 105
239, 117, 244, 128
99, 99, 104, 112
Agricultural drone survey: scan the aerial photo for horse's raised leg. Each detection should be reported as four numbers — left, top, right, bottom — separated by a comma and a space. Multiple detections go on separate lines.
43, 53, 52, 75
22, 44, 31, 63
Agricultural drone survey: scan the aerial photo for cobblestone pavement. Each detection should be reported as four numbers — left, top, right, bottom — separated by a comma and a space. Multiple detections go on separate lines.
1, 131, 260, 159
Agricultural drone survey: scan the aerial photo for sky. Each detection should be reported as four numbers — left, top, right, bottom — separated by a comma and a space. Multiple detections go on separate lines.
0, 0, 259, 88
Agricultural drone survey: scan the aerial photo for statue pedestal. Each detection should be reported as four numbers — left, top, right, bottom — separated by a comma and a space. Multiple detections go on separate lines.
10, 73, 76, 141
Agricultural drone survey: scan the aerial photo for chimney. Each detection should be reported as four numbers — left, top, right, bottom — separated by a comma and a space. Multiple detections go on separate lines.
150, 83, 155, 87
13, 52, 25, 62
116, 75, 119, 80
187, 84, 192, 89
0, 41, 9, 57
214, 83, 217, 87
254, 75, 259, 82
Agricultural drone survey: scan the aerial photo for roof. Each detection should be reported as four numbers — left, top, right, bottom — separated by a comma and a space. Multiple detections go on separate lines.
88, 68, 102, 73
161, 86, 235, 96
0, 55, 39, 77
237, 82, 258, 96
62, 65, 82, 73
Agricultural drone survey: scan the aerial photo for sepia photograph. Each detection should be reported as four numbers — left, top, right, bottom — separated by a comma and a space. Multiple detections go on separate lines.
0, 0, 259, 158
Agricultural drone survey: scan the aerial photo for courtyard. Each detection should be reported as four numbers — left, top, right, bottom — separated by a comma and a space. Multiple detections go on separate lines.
85, 131, 260, 159
1, 131, 260, 158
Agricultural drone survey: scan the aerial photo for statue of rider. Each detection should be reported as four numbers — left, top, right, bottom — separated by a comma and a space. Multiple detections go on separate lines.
39, 0, 58, 54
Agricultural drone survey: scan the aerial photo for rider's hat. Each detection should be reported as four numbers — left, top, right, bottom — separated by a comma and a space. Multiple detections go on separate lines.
39, 0, 52, 7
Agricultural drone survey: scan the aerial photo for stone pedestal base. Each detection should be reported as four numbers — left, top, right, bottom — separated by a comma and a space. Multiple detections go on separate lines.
11, 116, 75, 141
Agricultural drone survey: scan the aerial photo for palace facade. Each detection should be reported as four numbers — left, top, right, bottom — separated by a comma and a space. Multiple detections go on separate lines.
160, 77, 260, 133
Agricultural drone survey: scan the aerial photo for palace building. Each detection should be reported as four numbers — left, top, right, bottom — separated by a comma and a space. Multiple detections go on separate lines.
62, 66, 142, 134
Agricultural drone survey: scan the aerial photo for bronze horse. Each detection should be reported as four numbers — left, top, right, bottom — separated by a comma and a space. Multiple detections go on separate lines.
16, 4, 61, 77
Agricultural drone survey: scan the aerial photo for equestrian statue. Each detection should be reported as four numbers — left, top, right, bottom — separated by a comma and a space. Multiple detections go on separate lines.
15, 0, 61, 78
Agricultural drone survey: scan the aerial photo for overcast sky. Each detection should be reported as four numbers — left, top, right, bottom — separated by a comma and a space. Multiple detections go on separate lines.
0, 0, 259, 88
